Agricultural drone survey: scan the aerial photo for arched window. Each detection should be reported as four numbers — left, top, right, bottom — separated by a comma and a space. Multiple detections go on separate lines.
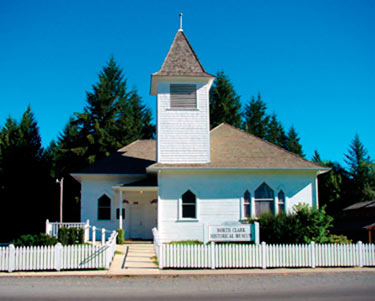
98, 195, 111, 220
182, 190, 196, 218
255, 183, 274, 216
243, 190, 251, 218
278, 190, 285, 213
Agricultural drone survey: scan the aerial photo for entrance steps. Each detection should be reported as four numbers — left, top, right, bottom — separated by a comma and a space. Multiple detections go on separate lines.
109, 242, 159, 274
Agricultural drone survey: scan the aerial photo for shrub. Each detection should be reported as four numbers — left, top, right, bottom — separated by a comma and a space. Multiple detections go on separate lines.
254, 203, 334, 244
13, 233, 58, 247
58, 227, 84, 245
116, 228, 125, 244
169, 240, 203, 245
58, 227, 70, 245
327, 234, 352, 244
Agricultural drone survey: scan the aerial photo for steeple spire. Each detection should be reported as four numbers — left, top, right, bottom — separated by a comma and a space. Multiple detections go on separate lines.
179, 13, 183, 31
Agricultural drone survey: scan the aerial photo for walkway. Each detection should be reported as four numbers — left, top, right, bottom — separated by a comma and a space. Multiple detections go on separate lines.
109, 241, 159, 275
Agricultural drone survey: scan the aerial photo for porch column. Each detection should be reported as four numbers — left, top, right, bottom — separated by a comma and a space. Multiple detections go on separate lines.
119, 190, 123, 229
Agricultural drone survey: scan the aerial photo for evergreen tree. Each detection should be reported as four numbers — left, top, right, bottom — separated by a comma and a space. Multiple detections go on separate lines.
209, 71, 242, 128
54, 57, 155, 170
344, 134, 375, 202
265, 114, 287, 148
312, 151, 349, 216
242, 93, 270, 139
312, 150, 322, 163
0, 107, 55, 241
285, 125, 304, 157
52, 57, 155, 221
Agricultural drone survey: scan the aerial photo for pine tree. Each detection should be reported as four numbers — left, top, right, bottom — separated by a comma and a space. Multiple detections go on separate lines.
54, 57, 155, 169
312, 150, 322, 163
242, 93, 270, 139
285, 125, 304, 157
344, 134, 375, 202
52, 57, 155, 221
312, 150, 349, 216
265, 114, 287, 148
209, 71, 242, 128
0, 107, 54, 241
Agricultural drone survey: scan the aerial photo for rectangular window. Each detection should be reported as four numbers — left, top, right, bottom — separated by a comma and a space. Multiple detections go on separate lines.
170, 84, 196, 109
116, 208, 125, 220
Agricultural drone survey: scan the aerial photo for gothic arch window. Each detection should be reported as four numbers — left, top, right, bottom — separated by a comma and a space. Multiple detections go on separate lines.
278, 190, 286, 213
243, 190, 251, 218
181, 190, 196, 218
98, 194, 111, 220
254, 183, 274, 217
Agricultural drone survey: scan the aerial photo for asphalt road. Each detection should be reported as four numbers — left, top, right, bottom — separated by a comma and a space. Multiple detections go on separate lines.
0, 271, 374, 300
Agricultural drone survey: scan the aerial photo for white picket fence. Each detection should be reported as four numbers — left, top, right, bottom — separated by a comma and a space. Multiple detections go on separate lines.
152, 229, 375, 269
0, 231, 118, 272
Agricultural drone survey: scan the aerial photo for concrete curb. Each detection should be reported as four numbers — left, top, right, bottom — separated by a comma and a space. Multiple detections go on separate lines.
0, 267, 374, 278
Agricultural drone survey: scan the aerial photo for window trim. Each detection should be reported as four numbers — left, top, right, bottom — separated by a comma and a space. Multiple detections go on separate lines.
97, 194, 111, 221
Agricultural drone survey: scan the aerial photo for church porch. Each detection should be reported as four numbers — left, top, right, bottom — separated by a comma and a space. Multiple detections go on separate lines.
113, 178, 158, 240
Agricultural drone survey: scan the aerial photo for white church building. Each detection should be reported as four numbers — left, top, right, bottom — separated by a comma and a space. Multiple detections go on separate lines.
72, 27, 329, 242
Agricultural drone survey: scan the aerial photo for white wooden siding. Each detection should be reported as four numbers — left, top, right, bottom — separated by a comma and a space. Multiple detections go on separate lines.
157, 170, 316, 242
157, 81, 210, 163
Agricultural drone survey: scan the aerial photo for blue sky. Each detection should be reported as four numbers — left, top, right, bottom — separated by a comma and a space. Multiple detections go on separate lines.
0, 0, 374, 165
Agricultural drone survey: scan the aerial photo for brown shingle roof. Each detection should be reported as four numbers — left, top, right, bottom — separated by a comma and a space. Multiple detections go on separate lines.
148, 123, 329, 171
76, 124, 328, 175
78, 140, 156, 174
152, 30, 214, 78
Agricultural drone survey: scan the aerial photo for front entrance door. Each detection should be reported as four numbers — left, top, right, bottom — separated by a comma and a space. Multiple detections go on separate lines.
130, 204, 144, 239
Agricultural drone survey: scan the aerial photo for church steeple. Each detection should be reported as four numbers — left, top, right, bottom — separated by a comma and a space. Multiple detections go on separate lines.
150, 26, 214, 95
150, 21, 215, 164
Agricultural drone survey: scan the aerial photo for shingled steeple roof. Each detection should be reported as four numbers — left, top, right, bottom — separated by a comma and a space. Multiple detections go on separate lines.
152, 30, 214, 77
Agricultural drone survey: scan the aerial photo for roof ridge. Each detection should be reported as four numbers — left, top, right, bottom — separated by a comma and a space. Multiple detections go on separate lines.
213, 123, 328, 170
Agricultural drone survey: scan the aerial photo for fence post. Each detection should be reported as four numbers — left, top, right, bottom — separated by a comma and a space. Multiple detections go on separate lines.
101, 229, 106, 245
92, 226, 96, 245
105, 243, 111, 269
159, 243, 163, 269
84, 220, 90, 243
310, 241, 316, 268
45, 219, 50, 235
8, 244, 15, 273
358, 241, 363, 268
211, 241, 216, 270
261, 241, 267, 269
55, 243, 63, 271
254, 222, 260, 245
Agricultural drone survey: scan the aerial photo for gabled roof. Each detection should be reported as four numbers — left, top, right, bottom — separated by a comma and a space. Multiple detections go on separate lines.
74, 123, 328, 176
77, 140, 156, 175
152, 30, 214, 78
149, 123, 328, 171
